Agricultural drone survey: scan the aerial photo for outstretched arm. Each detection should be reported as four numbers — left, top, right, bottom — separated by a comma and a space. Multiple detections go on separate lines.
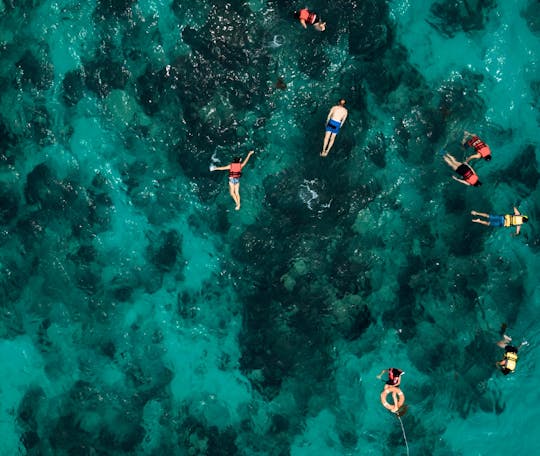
212, 165, 230, 171
465, 153, 480, 163
462, 131, 473, 145
340, 111, 348, 125
513, 207, 520, 215
515, 225, 521, 236
376, 369, 387, 379
241, 150, 255, 168
452, 176, 470, 186
300, 19, 307, 28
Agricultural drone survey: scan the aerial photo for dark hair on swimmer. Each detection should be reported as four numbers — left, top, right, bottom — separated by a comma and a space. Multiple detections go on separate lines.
390, 368, 403, 377
233, 157, 241, 163
339, 99, 346, 105
294, 10, 300, 19
474, 181, 482, 187
523, 216, 529, 223
485, 155, 492, 161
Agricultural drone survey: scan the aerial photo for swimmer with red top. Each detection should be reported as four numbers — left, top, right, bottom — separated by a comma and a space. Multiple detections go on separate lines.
462, 131, 492, 163
443, 153, 482, 187
377, 368, 407, 415
377, 368, 405, 389
294, 8, 326, 31
211, 150, 254, 210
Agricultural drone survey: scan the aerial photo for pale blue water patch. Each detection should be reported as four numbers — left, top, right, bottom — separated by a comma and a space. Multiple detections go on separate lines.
391, 0, 540, 137
481, 2, 539, 135
32, 0, 98, 77
177, 214, 221, 291
136, 0, 194, 60
163, 308, 251, 430
0, 336, 44, 454
389, 0, 485, 81
291, 409, 342, 456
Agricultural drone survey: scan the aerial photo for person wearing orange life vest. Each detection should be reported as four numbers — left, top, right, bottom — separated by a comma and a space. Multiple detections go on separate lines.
294, 8, 326, 31
443, 153, 482, 187
462, 131, 492, 163
211, 150, 254, 210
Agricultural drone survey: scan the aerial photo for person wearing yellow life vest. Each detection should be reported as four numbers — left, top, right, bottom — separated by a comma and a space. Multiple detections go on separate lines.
499, 346, 518, 375
496, 334, 528, 375
211, 150, 254, 210
471, 207, 528, 235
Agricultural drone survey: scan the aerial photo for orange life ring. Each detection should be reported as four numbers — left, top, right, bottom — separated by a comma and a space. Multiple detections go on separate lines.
380, 386, 405, 413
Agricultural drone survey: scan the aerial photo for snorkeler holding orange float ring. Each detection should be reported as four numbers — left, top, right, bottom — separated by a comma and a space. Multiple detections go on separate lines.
377, 368, 407, 415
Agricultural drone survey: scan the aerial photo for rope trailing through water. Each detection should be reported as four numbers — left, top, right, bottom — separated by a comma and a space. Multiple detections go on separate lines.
397, 415, 410, 456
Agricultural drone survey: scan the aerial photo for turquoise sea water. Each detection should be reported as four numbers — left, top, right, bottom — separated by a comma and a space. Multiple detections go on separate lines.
1, 0, 539, 454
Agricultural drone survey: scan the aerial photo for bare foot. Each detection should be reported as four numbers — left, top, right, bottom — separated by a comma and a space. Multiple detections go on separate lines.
471, 210, 478, 215
235, 205, 240, 211
321, 151, 328, 157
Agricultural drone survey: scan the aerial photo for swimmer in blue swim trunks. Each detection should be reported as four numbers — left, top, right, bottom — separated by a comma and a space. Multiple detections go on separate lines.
471, 207, 528, 236
321, 99, 348, 157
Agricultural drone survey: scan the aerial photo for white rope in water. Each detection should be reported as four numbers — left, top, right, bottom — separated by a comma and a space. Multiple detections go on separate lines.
397, 415, 410, 456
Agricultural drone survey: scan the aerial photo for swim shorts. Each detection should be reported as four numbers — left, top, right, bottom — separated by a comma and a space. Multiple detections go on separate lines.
456, 163, 471, 176
229, 177, 240, 184
488, 215, 504, 227
325, 119, 341, 134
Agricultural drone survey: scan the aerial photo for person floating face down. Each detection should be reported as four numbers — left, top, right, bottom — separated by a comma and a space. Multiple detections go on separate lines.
294, 8, 326, 31
321, 99, 348, 157
497, 332, 529, 375
442, 153, 482, 187
211, 150, 254, 210
462, 131, 492, 163
471, 207, 529, 236
499, 345, 519, 375
496, 334, 527, 375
